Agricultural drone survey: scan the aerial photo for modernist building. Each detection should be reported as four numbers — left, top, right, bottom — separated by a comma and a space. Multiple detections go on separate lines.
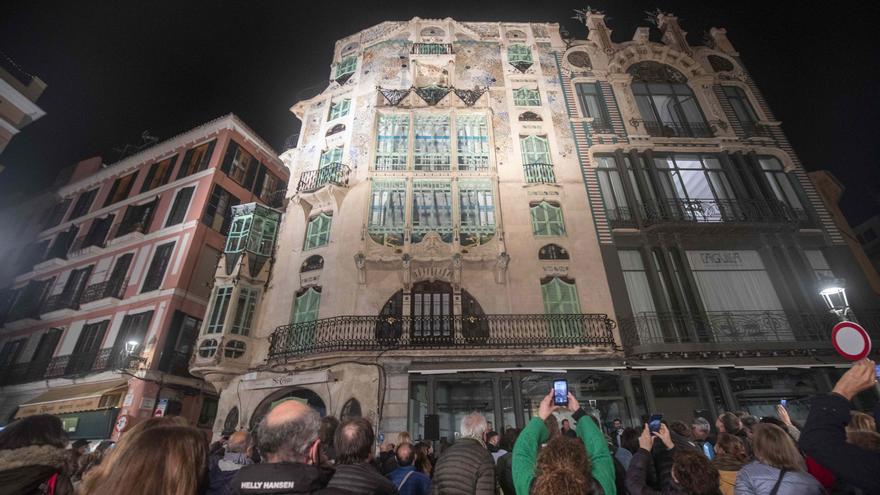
193, 13, 880, 443
560, 10, 880, 423
0, 51, 46, 157
192, 18, 620, 440
0, 114, 288, 439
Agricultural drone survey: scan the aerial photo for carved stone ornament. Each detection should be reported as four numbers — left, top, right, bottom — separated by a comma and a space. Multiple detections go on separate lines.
453, 87, 487, 106
379, 87, 411, 106
414, 85, 451, 106
494, 252, 510, 284
353, 252, 366, 284
627, 61, 688, 84
566, 51, 592, 69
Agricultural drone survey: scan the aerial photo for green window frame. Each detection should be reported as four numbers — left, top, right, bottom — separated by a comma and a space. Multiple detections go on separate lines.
413, 115, 451, 171
290, 287, 321, 349
513, 87, 541, 106
456, 114, 489, 171
459, 181, 496, 246
411, 180, 453, 238
206, 287, 233, 334
376, 114, 409, 171
521, 135, 554, 183
225, 214, 252, 253
508, 44, 533, 64
530, 201, 565, 236
541, 277, 582, 339
335, 55, 357, 80
368, 180, 407, 246
328, 98, 351, 121
319, 147, 343, 168
247, 214, 279, 257
304, 213, 332, 250
231, 287, 259, 336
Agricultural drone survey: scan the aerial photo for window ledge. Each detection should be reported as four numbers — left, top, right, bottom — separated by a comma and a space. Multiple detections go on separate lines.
108, 231, 145, 247
32, 257, 67, 272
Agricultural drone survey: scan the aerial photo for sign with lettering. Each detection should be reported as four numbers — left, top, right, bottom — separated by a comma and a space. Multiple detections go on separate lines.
241, 370, 331, 391
686, 250, 765, 271
15, 396, 103, 419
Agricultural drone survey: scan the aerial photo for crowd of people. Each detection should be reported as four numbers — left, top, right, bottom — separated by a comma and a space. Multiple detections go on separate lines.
0, 358, 878, 494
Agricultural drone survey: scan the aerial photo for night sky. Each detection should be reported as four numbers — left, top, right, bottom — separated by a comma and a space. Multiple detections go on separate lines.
1, 1, 878, 223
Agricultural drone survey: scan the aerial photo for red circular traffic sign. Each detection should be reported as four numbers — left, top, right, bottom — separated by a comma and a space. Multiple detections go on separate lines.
832, 321, 872, 361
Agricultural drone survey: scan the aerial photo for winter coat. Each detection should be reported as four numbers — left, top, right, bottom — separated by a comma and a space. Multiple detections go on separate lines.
625, 448, 687, 495
0, 444, 74, 495
800, 393, 880, 494
734, 461, 823, 495
326, 462, 398, 495
513, 413, 616, 495
495, 451, 515, 495
387, 465, 431, 495
713, 454, 747, 495
230, 462, 350, 495
431, 438, 495, 495
208, 452, 253, 495
615, 447, 634, 470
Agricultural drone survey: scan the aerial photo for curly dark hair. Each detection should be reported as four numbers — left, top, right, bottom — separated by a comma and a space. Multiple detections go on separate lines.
533, 436, 595, 495
672, 449, 722, 495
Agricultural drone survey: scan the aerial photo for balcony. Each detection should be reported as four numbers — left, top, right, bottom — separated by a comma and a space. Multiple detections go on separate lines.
45, 348, 139, 378
605, 207, 638, 229
41, 292, 81, 313
523, 163, 556, 184
638, 198, 798, 230
70, 234, 107, 253
643, 120, 713, 138
268, 313, 617, 361
4, 297, 43, 323
79, 279, 127, 305
297, 163, 351, 193
618, 311, 879, 357
0, 359, 52, 386
589, 119, 615, 134
111, 219, 149, 239
261, 188, 288, 209
740, 121, 774, 139
411, 43, 453, 55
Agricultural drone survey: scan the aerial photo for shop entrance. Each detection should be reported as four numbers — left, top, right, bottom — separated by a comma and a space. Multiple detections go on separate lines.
249, 387, 327, 430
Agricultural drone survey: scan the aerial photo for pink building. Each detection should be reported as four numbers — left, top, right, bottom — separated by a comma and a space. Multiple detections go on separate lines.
0, 114, 287, 439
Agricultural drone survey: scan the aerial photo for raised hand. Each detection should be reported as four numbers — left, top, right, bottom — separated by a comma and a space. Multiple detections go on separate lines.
652, 423, 674, 450
776, 403, 792, 426
638, 424, 654, 451
538, 389, 556, 420
566, 392, 580, 413
832, 359, 878, 401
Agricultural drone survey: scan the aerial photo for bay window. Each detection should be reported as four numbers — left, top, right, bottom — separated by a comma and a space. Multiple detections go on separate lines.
653, 154, 736, 222
414, 115, 451, 171
412, 181, 453, 242
376, 114, 409, 171
368, 181, 406, 246
459, 181, 496, 246
206, 287, 232, 334
456, 115, 489, 171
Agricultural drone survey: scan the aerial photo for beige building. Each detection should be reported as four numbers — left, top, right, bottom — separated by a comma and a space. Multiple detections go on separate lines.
0, 52, 46, 157
191, 18, 619, 439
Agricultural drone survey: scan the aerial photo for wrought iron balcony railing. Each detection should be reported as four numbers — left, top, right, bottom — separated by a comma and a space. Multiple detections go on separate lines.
78, 279, 127, 305
639, 198, 798, 227
0, 359, 52, 386
411, 43, 453, 55
268, 313, 616, 360
618, 311, 880, 355
297, 163, 351, 193
643, 120, 713, 138
45, 347, 142, 379
4, 297, 44, 323
111, 219, 150, 239
523, 163, 556, 184
589, 119, 615, 134
41, 291, 81, 313
70, 234, 107, 252
262, 188, 288, 209
605, 207, 638, 229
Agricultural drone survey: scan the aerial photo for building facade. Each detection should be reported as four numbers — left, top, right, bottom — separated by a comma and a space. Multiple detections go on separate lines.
193, 13, 880, 443
0, 114, 288, 439
0, 51, 46, 158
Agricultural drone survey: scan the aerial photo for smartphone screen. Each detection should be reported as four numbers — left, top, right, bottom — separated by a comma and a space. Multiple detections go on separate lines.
780, 399, 787, 407
553, 379, 568, 406
648, 414, 663, 433
875, 364, 880, 378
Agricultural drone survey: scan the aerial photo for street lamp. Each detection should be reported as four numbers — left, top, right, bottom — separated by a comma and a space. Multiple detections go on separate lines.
819, 279, 850, 321
124, 340, 140, 355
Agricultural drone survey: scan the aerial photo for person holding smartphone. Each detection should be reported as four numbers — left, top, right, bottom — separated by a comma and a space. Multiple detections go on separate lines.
799, 358, 880, 494
512, 388, 616, 495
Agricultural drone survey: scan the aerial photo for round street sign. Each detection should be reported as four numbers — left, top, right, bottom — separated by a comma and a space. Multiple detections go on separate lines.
832, 320, 872, 361
115, 415, 129, 433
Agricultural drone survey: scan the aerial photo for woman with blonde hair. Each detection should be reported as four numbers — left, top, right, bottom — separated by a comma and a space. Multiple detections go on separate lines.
735, 423, 821, 494
847, 411, 876, 433
79, 425, 207, 495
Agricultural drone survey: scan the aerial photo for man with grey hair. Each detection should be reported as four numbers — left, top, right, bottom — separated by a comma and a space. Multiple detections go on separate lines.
231, 400, 349, 494
691, 417, 715, 460
431, 412, 495, 495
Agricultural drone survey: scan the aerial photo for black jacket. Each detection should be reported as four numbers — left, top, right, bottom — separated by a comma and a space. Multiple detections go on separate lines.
0, 445, 74, 495
431, 438, 495, 495
800, 393, 880, 494
495, 451, 514, 495
625, 448, 689, 495
325, 462, 397, 495
230, 462, 349, 495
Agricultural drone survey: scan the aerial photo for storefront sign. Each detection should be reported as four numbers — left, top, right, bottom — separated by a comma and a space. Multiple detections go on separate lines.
15, 396, 103, 418
242, 370, 330, 390
686, 250, 765, 271
154, 399, 168, 417
140, 397, 156, 410
123, 392, 134, 407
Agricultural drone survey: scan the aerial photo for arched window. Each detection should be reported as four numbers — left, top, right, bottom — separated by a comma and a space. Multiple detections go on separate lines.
340, 398, 362, 421
289, 287, 322, 351
520, 136, 554, 183
707, 55, 734, 72
530, 201, 565, 236
519, 111, 542, 122
222, 406, 239, 435
539, 244, 569, 260
304, 213, 332, 250
628, 61, 710, 138
301, 255, 324, 273
326, 123, 345, 136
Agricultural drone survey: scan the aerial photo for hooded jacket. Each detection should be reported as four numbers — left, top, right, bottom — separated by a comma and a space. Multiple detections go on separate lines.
0, 444, 74, 495
208, 452, 253, 495
734, 461, 823, 495
712, 454, 747, 495
230, 462, 350, 495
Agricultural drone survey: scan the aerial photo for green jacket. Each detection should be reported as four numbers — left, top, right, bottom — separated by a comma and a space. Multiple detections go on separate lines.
512, 415, 616, 495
